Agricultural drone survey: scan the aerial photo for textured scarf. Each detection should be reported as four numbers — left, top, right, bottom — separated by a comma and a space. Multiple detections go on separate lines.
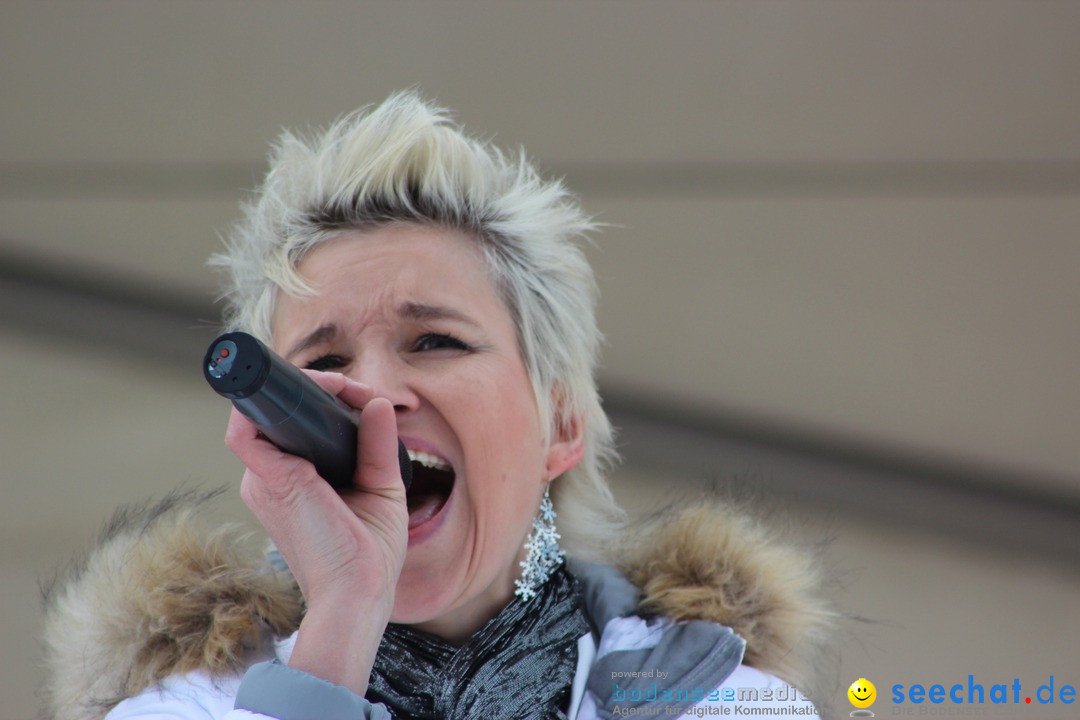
366, 565, 589, 719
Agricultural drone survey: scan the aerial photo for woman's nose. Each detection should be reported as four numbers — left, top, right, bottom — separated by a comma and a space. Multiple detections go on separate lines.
350, 351, 418, 413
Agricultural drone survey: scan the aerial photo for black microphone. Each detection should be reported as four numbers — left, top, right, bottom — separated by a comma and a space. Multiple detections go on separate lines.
203, 331, 412, 491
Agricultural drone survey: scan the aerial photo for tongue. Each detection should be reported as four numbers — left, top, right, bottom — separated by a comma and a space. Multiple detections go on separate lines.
407, 493, 445, 529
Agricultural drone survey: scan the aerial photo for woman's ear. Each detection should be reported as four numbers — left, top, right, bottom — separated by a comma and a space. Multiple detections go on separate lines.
545, 399, 586, 481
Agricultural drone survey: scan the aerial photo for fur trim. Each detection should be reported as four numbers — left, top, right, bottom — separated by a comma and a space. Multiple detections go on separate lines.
41, 490, 302, 720
614, 501, 836, 698
41, 492, 832, 719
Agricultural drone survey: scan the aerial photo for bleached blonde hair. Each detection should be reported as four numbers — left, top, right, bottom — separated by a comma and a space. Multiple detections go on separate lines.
212, 91, 623, 557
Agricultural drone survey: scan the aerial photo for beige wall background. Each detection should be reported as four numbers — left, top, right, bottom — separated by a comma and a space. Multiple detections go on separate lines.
2, 2, 1078, 718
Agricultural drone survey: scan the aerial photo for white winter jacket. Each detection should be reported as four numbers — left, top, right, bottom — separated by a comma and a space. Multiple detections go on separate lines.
104, 625, 817, 719
42, 493, 831, 720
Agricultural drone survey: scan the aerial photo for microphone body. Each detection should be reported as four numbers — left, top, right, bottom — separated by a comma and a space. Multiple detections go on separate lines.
203, 331, 411, 491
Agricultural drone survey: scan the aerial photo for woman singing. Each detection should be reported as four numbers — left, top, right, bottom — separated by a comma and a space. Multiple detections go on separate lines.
43, 91, 831, 720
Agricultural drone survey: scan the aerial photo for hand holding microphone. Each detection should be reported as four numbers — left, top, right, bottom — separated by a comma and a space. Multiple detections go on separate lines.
207, 332, 411, 694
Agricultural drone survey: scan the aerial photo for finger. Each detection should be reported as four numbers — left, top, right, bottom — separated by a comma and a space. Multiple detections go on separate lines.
299, 370, 375, 411
223, 370, 372, 489
355, 397, 405, 495
224, 406, 318, 492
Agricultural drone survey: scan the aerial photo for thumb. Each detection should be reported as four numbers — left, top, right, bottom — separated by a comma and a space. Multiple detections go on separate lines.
356, 397, 406, 494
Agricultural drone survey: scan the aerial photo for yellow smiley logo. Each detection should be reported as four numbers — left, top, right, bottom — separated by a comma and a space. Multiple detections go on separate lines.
848, 678, 876, 709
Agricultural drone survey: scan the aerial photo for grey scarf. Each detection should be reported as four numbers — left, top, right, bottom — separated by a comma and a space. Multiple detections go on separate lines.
366, 564, 588, 719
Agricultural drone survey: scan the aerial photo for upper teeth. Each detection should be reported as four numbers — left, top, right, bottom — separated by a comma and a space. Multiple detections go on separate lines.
407, 448, 451, 471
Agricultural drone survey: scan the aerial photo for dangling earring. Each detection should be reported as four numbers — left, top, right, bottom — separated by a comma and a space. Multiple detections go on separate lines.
514, 484, 564, 602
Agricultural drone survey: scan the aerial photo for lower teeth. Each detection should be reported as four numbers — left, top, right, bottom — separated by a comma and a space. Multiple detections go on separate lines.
408, 493, 444, 528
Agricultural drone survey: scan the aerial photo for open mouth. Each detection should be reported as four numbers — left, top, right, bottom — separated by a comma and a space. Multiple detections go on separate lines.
405, 448, 455, 530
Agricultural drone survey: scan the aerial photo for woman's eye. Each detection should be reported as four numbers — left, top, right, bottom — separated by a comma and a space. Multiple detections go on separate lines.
303, 354, 348, 371
413, 333, 470, 353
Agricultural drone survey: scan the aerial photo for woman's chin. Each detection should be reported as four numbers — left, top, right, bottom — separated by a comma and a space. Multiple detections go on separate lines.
392, 542, 460, 624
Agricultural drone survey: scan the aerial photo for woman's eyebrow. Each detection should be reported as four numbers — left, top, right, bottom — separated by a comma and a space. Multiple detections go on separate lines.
284, 324, 338, 360
284, 305, 478, 359
400, 302, 481, 328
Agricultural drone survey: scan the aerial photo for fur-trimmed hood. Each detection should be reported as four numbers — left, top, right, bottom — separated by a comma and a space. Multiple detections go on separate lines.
41, 491, 834, 720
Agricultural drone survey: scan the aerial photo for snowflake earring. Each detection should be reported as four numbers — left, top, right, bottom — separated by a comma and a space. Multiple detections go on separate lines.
514, 484, 564, 602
